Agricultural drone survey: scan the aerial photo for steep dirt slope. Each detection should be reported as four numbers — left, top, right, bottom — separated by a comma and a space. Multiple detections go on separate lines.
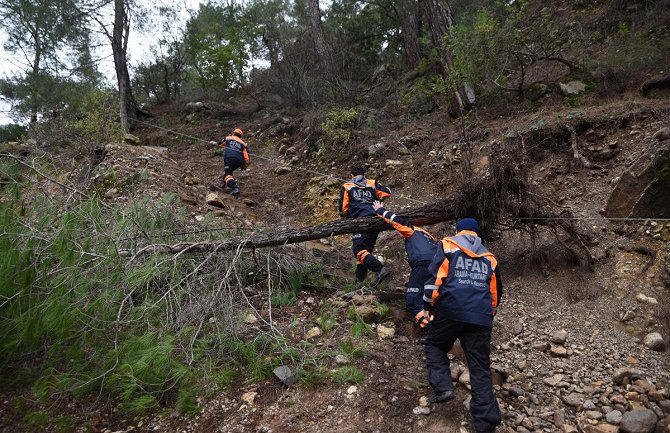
96, 96, 670, 433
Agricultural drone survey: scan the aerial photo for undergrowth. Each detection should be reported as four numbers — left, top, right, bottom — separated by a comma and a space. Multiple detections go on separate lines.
0, 157, 329, 418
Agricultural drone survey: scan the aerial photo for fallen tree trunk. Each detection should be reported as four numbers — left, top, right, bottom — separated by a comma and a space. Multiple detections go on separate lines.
128, 198, 458, 258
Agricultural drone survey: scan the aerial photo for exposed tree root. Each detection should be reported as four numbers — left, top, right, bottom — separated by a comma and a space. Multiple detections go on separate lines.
567, 125, 600, 169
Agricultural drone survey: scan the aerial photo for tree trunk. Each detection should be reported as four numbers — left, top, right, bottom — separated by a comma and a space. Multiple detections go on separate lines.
423, 0, 474, 113
307, 0, 330, 70
401, 0, 420, 69
30, 33, 41, 123
112, 0, 137, 132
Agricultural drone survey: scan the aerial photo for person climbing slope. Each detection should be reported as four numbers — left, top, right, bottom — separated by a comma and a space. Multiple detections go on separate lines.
371, 200, 438, 329
209, 127, 250, 197
422, 218, 503, 433
338, 166, 391, 287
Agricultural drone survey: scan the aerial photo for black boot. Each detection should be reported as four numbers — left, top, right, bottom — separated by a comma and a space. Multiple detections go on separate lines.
372, 266, 390, 287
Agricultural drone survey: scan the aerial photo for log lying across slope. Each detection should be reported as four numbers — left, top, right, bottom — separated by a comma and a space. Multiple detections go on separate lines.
131, 198, 457, 257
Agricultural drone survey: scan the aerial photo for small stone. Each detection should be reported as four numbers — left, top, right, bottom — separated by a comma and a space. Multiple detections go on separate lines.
335, 355, 349, 365
385, 159, 403, 168
241, 391, 257, 405
459, 370, 471, 388
273, 366, 296, 387
206, 192, 225, 208
552, 329, 568, 344
105, 188, 119, 199
562, 424, 578, 433
368, 142, 386, 157
242, 198, 256, 207
613, 368, 644, 385
653, 127, 670, 141
544, 374, 565, 387
550, 343, 569, 358
620, 409, 658, 433
636, 294, 659, 305
513, 321, 524, 335
585, 400, 598, 410
643, 333, 666, 351
123, 133, 141, 146
274, 166, 292, 175
588, 424, 619, 433
243, 313, 257, 324
377, 325, 395, 339
419, 396, 428, 407
588, 411, 605, 420
533, 342, 549, 352
347, 385, 358, 394
413, 406, 431, 416
563, 392, 584, 407
305, 327, 322, 339
450, 363, 463, 381
607, 411, 623, 424
560, 80, 587, 95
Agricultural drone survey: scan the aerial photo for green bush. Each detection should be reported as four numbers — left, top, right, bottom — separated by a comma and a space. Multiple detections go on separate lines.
0, 123, 26, 144
321, 107, 359, 145
0, 157, 326, 422
331, 365, 365, 384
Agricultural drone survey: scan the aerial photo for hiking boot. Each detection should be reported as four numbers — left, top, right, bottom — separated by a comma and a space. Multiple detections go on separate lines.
428, 390, 454, 404
230, 187, 240, 198
371, 266, 390, 287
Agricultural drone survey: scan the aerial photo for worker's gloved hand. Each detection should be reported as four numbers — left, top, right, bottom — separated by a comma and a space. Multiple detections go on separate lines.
208, 140, 218, 147
416, 310, 433, 328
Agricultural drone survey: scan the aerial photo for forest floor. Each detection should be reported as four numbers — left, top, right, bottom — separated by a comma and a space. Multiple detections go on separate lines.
1, 93, 669, 433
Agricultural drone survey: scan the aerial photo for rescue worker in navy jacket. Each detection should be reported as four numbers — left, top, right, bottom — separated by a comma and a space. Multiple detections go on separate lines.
338, 166, 391, 286
209, 128, 250, 197
422, 218, 503, 433
372, 200, 438, 328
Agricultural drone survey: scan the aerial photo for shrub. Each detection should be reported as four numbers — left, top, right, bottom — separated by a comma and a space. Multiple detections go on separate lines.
331, 365, 365, 384
321, 107, 359, 145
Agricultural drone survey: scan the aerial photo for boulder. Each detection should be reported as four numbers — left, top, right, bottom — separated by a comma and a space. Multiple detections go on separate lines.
605, 143, 670, 218
273, 365, 296, 387
643, 332, 666, 351
653, 127, 670, 141
206, 192, 225, 209
377, 324, 395, 339
123, 133, 141, 146
620, 409, 658, 433
560, 81, 587, 96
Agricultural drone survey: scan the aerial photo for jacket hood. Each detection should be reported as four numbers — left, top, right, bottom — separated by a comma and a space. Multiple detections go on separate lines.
352, 175, 367, 187
454, 232, 485, 254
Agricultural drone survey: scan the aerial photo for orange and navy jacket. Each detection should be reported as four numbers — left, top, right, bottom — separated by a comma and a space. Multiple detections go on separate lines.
218, 135, 250, 168
374, 206, 438, 266
423, 230, 502, 327
338, 176, 391, 218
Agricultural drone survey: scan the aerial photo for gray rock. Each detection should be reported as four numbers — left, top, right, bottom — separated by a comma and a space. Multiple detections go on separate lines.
550, 343, 569, 358
123, 133, 141, 146
584, 400, 597, 410
653, 127, 670, 141
563, 392, 584, 407
335, 354, 349, 365
560, 80, 587, 96
620, 409, 658, 433
527, 83, 549, 101
612, 368, 645, 385
273, 365, 296, 387
274, 166, 292, 175
552, 329, 568, 344
643, 332, 666, 351
607, 410, 623, 424
368, 142, 386, 157
413, 406, 431, 415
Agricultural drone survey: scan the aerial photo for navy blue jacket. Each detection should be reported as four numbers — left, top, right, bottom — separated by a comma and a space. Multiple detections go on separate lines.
374, 206, 438, 266
217, 135, 250, 167
423, 231, 503, 327
338, 176, 391, 218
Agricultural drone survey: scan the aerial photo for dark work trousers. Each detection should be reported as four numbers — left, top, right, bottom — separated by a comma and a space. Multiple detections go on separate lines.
352, 231, 382, 282
424, 312, 501, 433
406, 263, 430, 320
222, 157, 243, 190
